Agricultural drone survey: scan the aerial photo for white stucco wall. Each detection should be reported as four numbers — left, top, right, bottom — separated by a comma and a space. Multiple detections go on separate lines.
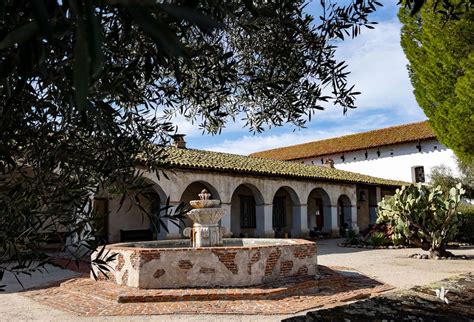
299, 139, 458, 183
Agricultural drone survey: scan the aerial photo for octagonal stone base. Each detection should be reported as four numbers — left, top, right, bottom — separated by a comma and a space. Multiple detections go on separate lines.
92, 239, 317, 289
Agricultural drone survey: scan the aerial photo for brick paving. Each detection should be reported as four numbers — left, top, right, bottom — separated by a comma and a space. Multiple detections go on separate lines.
21, 266, 393, 316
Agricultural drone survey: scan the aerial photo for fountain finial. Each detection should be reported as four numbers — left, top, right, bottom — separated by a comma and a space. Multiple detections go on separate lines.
199, 189, 211, 200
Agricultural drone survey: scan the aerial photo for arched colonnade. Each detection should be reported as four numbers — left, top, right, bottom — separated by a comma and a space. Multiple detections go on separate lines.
104, 170, 361, 242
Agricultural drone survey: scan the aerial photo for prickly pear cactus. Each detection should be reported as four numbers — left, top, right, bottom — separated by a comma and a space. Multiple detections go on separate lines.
377, 183, 465, 258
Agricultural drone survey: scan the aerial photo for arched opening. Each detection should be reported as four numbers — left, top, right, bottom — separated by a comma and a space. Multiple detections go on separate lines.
337, 194, 352, 235
180, 181, 220, 204
307, 188, 331, 235
272, 187, 300, 238
107, 178, 167, 243
179, 181, 221, 230
230, 183, 264, 238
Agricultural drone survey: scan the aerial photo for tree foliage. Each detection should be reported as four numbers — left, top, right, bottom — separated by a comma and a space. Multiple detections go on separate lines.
399, 2, 474, 164
378, 183, 465, 258
430, 158, 474, 198
0, 0, 385, 289
0, 0, 471, 289
400, 0, 473, 20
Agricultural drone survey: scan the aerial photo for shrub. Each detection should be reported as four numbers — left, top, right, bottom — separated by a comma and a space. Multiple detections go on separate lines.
345, 230, 360, 245
367, 224, 393, 239
456, 204, 474, 243
371, 232, 390, 247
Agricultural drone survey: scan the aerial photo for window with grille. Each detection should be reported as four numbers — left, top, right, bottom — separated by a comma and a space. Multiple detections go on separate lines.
272, 196, 286, 228
412, 166, 425, 183
240, 195, 256, 229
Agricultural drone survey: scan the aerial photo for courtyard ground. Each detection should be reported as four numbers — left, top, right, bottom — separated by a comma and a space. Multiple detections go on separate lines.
1, 238, 473, 321
317, 239, 474, 289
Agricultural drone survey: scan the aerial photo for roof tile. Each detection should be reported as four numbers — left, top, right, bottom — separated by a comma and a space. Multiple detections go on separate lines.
150, 147, 406, 187
251, 121, 435, 160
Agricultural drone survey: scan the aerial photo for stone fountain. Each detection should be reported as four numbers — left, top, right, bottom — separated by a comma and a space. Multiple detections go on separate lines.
183, 189, 226, 247
93, 191, 318, 289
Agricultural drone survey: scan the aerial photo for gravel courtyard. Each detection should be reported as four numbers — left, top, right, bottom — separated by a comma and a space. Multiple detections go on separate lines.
317, 239, 474, 289
1, 239, 473, 321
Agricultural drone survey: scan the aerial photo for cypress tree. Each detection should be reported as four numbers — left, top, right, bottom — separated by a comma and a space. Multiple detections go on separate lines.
399, 3, 474, 163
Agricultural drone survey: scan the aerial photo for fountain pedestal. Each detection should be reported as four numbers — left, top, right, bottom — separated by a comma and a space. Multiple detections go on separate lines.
183, 190, 226, 247
184, 208, 225, 247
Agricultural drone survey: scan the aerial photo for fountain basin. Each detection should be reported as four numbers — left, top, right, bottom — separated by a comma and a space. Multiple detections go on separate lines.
186, 208, 225, 225
189, 199, 220, 208
92, 239, 317, 289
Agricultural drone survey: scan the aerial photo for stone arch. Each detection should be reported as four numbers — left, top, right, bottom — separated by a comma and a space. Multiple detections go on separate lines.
306, 187, 332, 234
337, 194, 352, 233
107, 177, 167, 243
139, 177, 169, 240
230, 183, 265, 238
272, 185, 301, 204
180, 180, 220, 204
272, 186, 301, 237
179, 181, 221, 230
139, 177, 168, 201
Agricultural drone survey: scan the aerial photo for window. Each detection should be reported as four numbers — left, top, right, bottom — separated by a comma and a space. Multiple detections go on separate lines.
416, 142, 422, 152
240, 195, 256, 229
412, 166, 425, 183
272, 196, 287, 228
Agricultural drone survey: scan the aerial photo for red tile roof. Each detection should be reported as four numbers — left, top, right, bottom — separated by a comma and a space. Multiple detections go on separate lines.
147, 147, 406, 187
250, 121, 436, 161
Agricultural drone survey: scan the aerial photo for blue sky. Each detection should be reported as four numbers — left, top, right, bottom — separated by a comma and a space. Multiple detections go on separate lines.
173, 1, 427, 155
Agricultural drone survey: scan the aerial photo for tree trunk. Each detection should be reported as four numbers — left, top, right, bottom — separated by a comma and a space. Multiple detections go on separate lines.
421, 241, 431, 251
429, 242, 453, 258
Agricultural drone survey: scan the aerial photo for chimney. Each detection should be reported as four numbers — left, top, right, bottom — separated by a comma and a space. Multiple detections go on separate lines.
324, 159, 335, 168
172, 134, 186, 149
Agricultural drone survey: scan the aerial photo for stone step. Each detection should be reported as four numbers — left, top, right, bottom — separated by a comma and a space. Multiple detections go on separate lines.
59, 266, 346, 304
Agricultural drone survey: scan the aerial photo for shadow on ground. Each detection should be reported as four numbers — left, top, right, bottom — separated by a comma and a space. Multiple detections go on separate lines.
284, 272, 474, 322
1, 265, 81, 294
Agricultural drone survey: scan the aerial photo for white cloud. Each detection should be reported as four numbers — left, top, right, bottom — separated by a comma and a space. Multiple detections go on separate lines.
203, 131, 342, 156
165, 113, 248, 138
336, 20, 421, 115
202, 113, 402, 155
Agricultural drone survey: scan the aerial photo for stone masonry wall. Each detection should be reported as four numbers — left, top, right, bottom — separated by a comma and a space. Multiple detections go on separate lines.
91, 239, 317, 289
